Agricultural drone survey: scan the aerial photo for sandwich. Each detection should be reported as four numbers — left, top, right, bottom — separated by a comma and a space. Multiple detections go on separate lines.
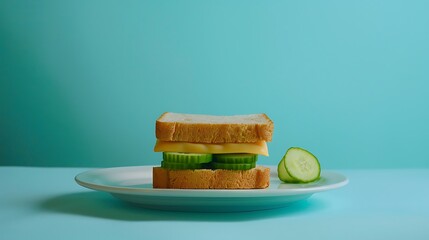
152, 112, 274, 189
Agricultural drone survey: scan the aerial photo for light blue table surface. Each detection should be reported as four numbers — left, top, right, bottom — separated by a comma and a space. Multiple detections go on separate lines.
2, 167, 428, 240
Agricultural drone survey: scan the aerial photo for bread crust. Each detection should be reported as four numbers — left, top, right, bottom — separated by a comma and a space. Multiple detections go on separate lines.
152, 166, 270, 189
156, 113, 274, 143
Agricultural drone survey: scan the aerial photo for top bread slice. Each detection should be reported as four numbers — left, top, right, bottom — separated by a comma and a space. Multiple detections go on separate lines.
156, 112, 274, 143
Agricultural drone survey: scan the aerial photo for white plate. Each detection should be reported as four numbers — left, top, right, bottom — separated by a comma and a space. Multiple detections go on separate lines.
75, 166, 348, 212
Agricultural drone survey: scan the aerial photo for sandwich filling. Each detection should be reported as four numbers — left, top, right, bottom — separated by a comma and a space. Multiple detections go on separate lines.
154, 140, 268, 156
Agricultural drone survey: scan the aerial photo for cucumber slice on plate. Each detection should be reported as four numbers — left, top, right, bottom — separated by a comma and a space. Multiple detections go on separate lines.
277, 158, 298, 183
213, 153, 258, 164
163, 152, 212, 163
278, 147, 321, 183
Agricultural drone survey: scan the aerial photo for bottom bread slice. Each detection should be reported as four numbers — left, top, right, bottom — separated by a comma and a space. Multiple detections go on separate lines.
152, 166, 270, 189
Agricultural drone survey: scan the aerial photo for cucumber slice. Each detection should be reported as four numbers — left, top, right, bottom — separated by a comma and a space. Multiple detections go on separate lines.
278, 147, 321, 183
212, 162, 256, 170
163, 152, 212, 163
213, 153, 258, 164
161, 161, 208, 170
277, 158, 298, 183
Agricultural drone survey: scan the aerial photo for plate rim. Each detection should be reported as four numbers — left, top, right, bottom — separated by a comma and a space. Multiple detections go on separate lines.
75, 165, 348, 198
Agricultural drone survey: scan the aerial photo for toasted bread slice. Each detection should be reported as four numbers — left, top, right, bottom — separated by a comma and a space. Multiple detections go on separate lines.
152, 166, 270, 189
156, 112, 274, 144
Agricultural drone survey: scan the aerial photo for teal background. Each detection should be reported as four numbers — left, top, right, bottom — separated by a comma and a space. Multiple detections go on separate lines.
1, 0, 428, 168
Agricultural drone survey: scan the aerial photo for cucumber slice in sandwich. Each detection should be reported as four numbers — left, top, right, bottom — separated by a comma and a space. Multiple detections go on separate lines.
213, 153, 258, 164
212, 162, 256, 170
163, 152, 212, 163
161, 161, 208, 170
278, 147, 321, 183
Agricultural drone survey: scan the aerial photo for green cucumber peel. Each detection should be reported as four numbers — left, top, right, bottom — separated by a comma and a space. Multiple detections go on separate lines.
163, 152, 212, 164
213, 153, 258, 164
212, 162, 256, 170
161, 161, 208, 170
